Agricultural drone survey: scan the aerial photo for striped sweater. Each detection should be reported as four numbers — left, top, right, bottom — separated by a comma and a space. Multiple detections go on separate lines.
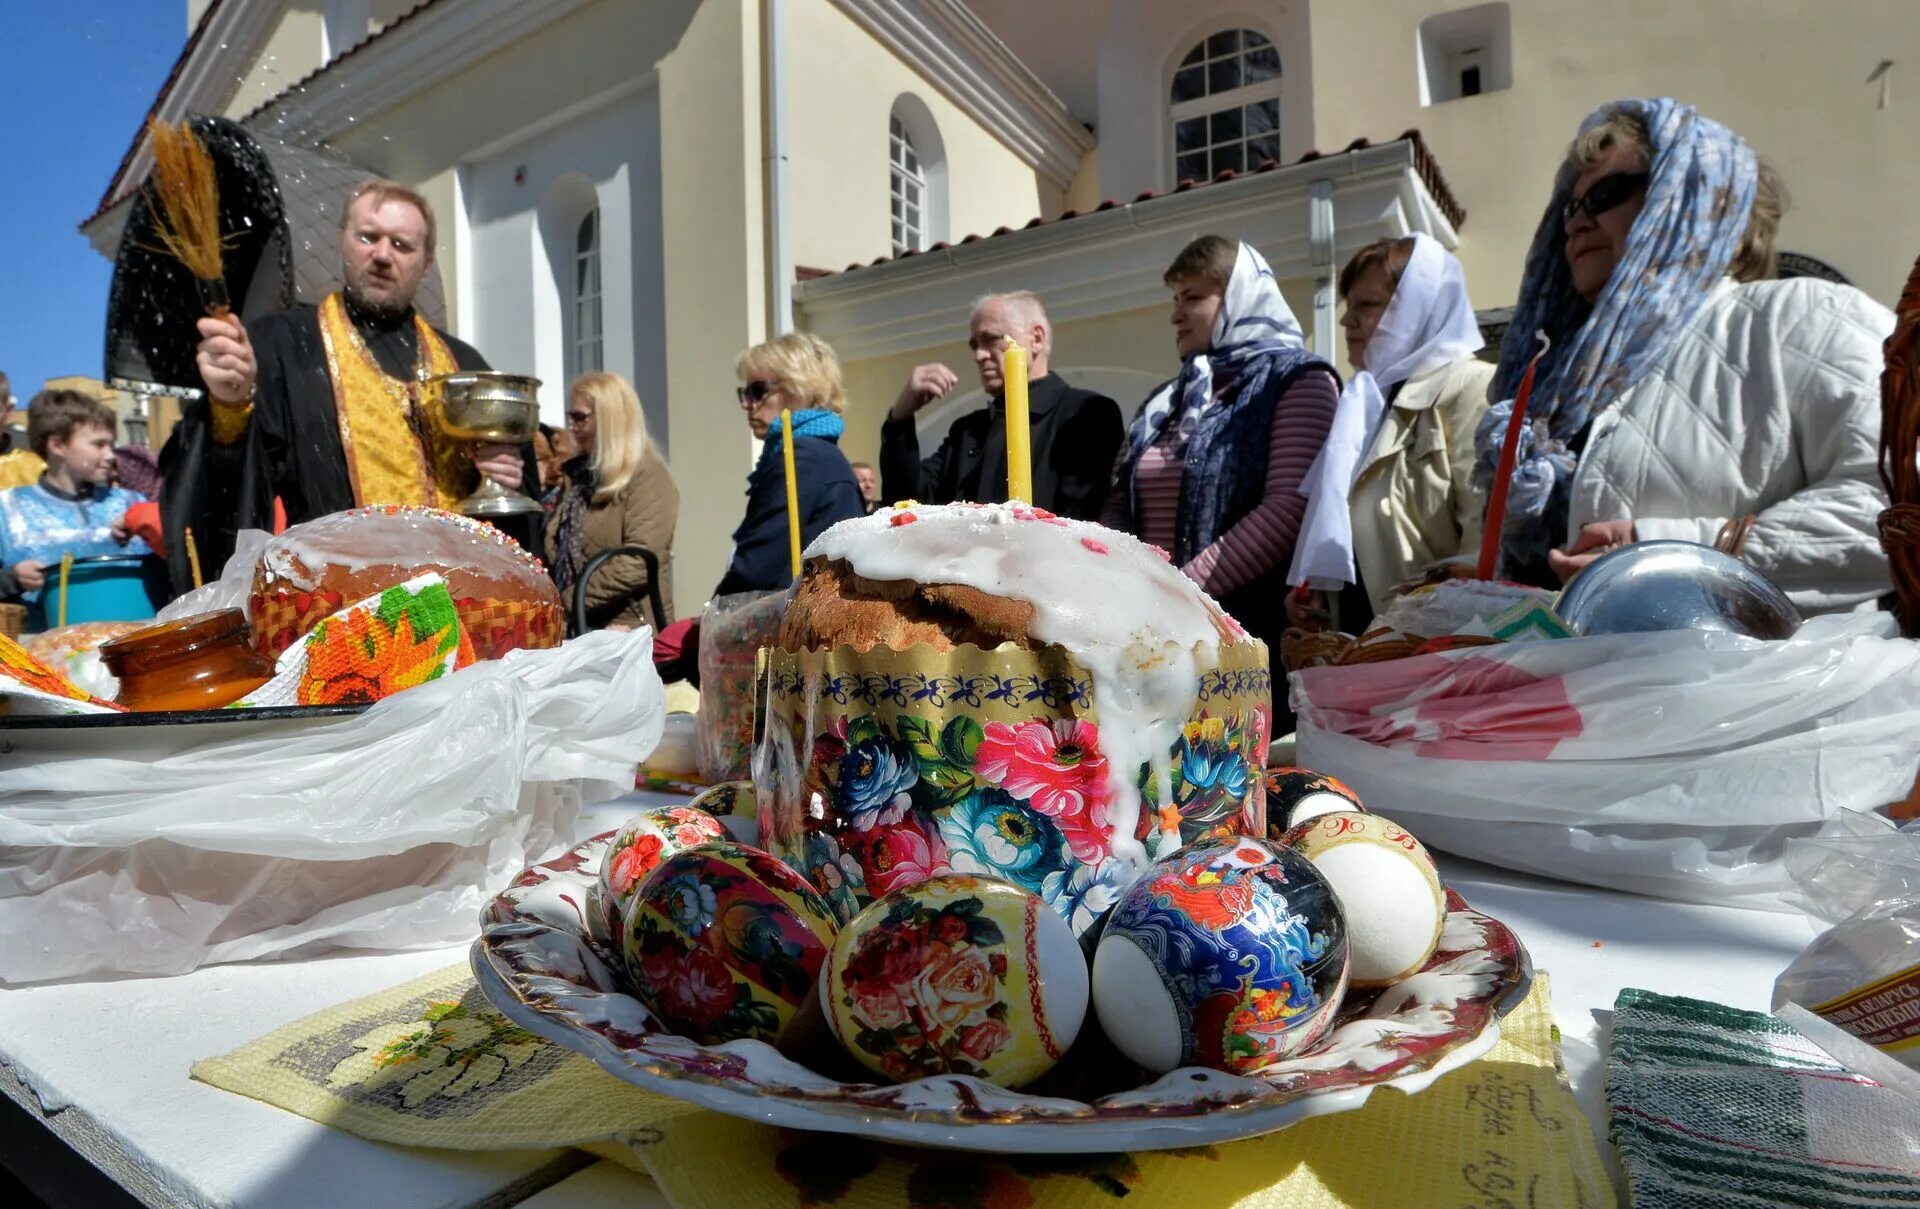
1102, 369, 1339, 595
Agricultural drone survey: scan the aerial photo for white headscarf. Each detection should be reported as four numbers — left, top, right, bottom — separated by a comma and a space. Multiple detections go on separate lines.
1287, 233, 1483, 588
1127, 242, 1306, 460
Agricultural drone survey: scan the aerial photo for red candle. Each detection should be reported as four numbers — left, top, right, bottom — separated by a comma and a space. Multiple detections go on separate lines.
1477, 337, 1548, 580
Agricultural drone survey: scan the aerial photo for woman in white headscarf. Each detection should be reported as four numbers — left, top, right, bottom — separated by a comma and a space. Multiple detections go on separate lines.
1288, 234, 1493, 631
1102, 234, 1340, 659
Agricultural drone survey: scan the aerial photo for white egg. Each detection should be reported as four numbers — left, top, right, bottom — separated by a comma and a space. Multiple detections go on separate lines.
1280, 812, 1445, 988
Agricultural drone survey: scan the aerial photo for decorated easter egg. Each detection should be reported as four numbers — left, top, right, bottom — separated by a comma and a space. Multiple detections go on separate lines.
1280, 811, 1445, 988
1093, 837, 1348, 1075
687, 779, 760, 845
1264, 766, 1367, 836
623, 841, 839, 1045
822, 874, 1088, 1088
595, 805, 727, 952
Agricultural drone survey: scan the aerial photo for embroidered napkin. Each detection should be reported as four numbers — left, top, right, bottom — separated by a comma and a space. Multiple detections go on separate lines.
1608, 988, 1920, 1208
236, 574, 473, 708
193, 965, 1609, 1208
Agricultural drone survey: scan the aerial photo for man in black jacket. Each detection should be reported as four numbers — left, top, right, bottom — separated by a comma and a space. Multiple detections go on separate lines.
879, 292, 1122, 520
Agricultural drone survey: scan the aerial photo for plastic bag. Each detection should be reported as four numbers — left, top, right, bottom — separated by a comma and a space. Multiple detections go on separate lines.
156, 527, 272, 622
0, 628, 663, 983
1294, 612, 1920, 909
1773, 812, 1920, 1069
695, 589, 786, 782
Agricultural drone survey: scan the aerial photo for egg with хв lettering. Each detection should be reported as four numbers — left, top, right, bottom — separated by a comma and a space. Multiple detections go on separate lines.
623, 841, 838, 1045
1264, 766, 1367, 836
594, 805, 728, 953
1093, 837, 1348, 1075
822, 874, 1088, 1088
1280, 811, 1445, 988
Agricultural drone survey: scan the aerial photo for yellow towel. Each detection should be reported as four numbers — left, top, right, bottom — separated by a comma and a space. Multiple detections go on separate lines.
193, 965, 1609, 1208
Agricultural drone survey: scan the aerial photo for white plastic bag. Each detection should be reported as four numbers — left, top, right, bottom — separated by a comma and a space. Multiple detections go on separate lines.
156, 528, 272, 622
1775, 812, 1920, 1071
1294, 613, 1920, 909
0, 628, 663, 983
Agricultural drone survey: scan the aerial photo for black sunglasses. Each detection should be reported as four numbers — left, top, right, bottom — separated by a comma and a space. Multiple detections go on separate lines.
736, 380, 776, 404
1563, 171, 1649, 225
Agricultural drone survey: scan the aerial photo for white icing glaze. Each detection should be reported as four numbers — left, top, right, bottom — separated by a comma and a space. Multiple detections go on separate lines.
809, 502, 1246, 875
259, 505, 551, 594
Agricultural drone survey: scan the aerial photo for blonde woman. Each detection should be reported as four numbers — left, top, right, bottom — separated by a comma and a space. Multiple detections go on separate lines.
716, 332, 864, 594
546, 372, 679, 629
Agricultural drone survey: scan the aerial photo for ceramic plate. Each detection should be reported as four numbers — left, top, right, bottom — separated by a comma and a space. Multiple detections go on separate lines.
472, 833, 1531, 1152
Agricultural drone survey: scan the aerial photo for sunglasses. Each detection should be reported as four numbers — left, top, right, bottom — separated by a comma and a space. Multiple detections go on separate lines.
564, 410, 593, 425
736, 380, 777, 405
1563, 171, 1649, 226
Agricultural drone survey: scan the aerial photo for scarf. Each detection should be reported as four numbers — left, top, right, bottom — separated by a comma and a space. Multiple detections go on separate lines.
756, 408, 844, 466
1289, 233, 1483, 587
1117, 242, 1321, 564
1471, 99, 1758, 576
551, 457, 593, 592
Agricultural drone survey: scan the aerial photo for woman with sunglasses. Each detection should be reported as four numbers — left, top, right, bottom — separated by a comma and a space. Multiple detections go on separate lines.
716, 332, 864, 595
546, 372, 679, 630
1475, 99, 1893, 611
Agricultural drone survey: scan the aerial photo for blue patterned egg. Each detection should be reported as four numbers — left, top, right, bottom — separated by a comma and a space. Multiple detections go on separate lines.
1264, 766, 1367, 837
623, 841, 839, 1045
1092, 837, 1348, 1074
593, 805, 727, 954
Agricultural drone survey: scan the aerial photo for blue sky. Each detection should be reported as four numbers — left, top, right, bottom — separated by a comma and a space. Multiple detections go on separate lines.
0, 2, 183, 402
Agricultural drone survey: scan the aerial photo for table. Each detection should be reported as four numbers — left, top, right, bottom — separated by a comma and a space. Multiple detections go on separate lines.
0, 792, 1819, 1208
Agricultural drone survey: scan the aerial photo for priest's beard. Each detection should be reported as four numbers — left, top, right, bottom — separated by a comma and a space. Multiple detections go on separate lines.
342, 274, 416, 323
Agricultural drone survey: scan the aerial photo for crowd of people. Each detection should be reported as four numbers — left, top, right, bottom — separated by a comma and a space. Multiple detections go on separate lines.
0, 98, 1895, 676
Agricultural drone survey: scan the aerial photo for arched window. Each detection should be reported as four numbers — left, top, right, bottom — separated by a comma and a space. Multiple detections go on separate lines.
572, 208, 604, 376
890, 115, 927, 256
1170, 29, 1282, 182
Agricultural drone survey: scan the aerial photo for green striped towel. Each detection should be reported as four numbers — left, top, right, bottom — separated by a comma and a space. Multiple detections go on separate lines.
1608, 988, 1920, 1207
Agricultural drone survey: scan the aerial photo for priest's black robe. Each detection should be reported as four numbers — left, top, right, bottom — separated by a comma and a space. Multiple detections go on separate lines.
160, 302, 541, 598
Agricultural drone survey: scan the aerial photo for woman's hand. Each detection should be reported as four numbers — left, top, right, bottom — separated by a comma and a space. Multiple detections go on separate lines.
1284, 586, 1333, 632
1547, 519, 1636, 584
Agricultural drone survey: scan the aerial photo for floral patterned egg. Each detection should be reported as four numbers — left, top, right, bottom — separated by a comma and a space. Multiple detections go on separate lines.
1264, 766, 1367, 837
594, 805, 727, 952
623, 841, 839, 1045
687, 780, 759, 845
1280, 812, 1445, 988
821, 874, 1088, 1088
1092, 837, 1348, 1075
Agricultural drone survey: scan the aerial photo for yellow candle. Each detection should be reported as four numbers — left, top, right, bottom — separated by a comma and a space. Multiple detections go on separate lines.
780, 408, 802, 578
58, 553, 73, 629
1002, 338, 1032, 503
185, 526, 204, 590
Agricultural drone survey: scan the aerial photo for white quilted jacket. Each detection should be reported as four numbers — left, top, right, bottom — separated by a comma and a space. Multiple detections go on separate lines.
1570, 276, 1894, 612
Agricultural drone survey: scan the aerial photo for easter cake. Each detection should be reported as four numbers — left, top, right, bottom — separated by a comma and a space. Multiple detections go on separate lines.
248, 505, 563, 660
757, 501, 1274, 937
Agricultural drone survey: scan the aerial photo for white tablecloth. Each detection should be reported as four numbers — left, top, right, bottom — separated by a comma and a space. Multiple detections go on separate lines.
0, 792, 1818, 1208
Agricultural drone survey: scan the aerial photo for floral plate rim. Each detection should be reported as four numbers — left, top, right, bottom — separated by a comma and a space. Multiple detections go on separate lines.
471, 832, 1533, 1153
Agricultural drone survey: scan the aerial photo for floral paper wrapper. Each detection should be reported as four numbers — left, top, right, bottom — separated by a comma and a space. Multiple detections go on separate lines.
237, 574, 474, 708
754, 640, 1271, 934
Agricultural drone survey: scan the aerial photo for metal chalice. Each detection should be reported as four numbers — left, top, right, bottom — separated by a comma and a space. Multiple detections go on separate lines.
423, 370, 544, 517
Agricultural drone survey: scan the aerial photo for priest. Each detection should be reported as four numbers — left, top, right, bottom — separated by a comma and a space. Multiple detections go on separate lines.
165, 179, 534, 592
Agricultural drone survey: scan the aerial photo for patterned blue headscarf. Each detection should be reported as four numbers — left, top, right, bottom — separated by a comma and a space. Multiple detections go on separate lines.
1472, 99, 1758, 576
